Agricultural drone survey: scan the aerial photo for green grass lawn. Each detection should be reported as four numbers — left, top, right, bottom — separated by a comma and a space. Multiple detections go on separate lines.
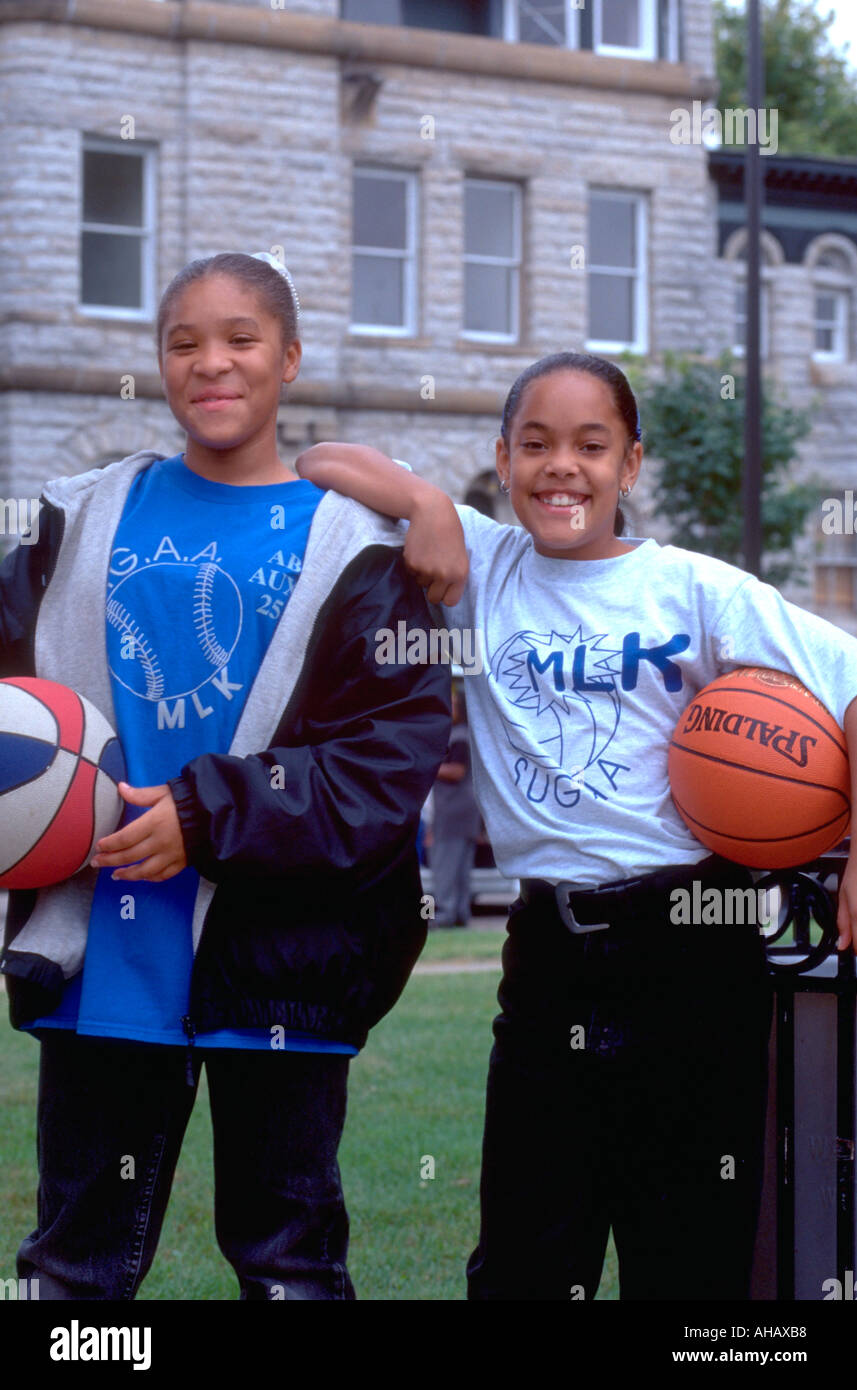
419, 920, 509, 962
0, 927, 619, 1300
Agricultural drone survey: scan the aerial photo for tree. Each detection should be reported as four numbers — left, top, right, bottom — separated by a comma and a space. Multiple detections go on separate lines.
715, 0, 857, 159
625, 351, 819, 588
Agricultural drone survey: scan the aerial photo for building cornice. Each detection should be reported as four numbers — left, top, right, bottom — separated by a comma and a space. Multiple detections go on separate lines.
0, 0, 718, 99
708, 149, 857, 196
0, 363, 504, 415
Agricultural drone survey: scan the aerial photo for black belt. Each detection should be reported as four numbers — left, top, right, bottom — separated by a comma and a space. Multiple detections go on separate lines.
520, 854, 752, 934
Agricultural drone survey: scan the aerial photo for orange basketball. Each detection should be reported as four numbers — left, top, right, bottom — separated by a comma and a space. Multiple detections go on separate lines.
668, 666, 850, 869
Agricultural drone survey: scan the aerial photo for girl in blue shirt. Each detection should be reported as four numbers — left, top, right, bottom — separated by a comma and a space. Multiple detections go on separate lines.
1, 252, 449, 1300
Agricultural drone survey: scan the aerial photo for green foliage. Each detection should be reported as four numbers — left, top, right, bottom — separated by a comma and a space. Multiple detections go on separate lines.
714, 0, 857, 158
626, 351, 817, 588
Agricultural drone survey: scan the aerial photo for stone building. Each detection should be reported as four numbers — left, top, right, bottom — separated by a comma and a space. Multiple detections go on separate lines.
709, 150, 857, 633
0, 0, 854, 630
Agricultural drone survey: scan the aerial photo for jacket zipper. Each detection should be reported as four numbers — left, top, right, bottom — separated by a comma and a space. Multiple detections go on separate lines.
181, 1015, 197, 1087
180, 551, 373, 1041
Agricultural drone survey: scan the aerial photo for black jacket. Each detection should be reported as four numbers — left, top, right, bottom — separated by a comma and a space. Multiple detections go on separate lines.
0, 451, 450, 1049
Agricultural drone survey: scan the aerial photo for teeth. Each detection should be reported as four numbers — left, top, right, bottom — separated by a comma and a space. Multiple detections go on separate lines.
540, 494, 586, 507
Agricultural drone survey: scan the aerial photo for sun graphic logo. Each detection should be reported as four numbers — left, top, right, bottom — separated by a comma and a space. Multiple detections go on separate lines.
107, 561, 243, 701
491, 627, 623, 776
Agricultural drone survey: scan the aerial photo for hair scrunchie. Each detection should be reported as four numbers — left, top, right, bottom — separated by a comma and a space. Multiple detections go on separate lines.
247, 250, 301, 322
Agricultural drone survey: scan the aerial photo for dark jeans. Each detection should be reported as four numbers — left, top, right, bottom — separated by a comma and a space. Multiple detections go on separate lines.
16, 1033, 354, 1300
466, 893, 773, 1301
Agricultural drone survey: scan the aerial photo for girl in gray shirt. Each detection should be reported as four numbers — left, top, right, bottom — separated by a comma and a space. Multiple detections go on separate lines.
297, 350, 857, 1301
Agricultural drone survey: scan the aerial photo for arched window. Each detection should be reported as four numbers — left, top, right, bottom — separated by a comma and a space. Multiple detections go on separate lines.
805, 236, 857, 364
723, 229, 783, 361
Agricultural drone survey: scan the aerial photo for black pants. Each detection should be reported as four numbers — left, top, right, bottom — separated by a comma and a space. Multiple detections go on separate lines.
17, 1033, 354, 1300
466, 893, 773, 1301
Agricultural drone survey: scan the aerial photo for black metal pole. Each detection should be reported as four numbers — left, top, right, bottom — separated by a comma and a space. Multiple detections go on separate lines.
776, 983, 795, 1300
836, 948, 856, 1294
743, 0, 763, 577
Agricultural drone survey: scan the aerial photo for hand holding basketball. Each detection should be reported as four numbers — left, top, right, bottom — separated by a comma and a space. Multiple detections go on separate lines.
91, 782, 187, 882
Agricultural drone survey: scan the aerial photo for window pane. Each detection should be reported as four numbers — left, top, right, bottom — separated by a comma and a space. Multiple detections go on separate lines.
81, 231, 143, 308
83, 150, 144, 227
353, 174, 407, 250
342, 0, 401, 21
465, 183, 516, 258
735, 282, 769, 355
816, 292, 836, 324
465, 262, 513, 334
816, 248, 851, 274
735, 284, 747, 339
816, 326, 834, 353
352, 252, 405, 326
734, 242, 777, 268
589, 272, 633, 342
402, 0, 494, 33
589, 197, 635, 268
518, 1, 566, 45
601, 0, 640, 48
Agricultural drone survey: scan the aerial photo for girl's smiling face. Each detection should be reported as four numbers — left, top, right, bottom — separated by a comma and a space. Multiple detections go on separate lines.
159, 273, 300, 458
496, 368, 642, 561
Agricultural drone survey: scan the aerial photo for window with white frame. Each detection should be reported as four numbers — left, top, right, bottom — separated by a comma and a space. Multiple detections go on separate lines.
814, 289, 849, 360
342, 0, 678, 57
351, 167, 417, 334
503, 0, 663, 56
733, 278, 770, 360
463, 178, 521, 341
80, 138, 155, 317
724, 229, 781, 359
343, 1, 498, 34
586, 191, 648, 353
595, 0, 658, 57
810, 245, 853, 362
502, 1, 578, 46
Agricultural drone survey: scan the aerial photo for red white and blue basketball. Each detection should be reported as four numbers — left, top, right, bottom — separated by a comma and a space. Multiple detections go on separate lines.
0, 677, 126, 889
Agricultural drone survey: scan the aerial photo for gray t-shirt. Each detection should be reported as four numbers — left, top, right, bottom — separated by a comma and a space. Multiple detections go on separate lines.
445, 505, 857, 887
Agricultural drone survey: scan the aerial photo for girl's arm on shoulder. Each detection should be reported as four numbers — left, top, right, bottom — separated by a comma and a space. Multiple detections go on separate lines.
296, 443, 467, 606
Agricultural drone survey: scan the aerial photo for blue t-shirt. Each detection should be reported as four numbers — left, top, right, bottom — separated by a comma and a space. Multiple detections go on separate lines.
25, 455, 356, 1055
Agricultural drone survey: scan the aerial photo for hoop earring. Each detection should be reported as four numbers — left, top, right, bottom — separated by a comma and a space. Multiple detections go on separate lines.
499, 480, 510, 495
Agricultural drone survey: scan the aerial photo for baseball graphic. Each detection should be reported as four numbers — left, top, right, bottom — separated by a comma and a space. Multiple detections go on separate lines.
107, 561, 242, 700
492, 627, 622, 775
